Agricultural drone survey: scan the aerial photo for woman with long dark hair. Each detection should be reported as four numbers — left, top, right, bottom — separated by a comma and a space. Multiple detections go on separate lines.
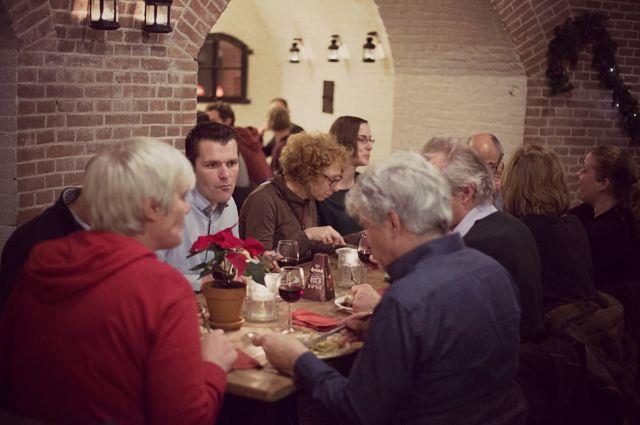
570, 146, 640, 287
317, 116, 374, 236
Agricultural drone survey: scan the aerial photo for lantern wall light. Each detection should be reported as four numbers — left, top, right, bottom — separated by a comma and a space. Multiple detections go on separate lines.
327, 34, 341, 62
89, 0, 120, 30
143, 0, 173, 33
362, 31, 377, 63
289, 38, 302, 63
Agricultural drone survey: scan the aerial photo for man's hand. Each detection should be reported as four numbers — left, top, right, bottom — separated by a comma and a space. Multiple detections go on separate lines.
351, 284, 381, 313
253, 333, 309, 376
304, 226, 345, 246
201, 330, 237, 372
338, 311, 373, 338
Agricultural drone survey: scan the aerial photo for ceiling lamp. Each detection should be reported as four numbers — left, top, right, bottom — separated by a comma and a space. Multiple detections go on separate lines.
89, 0, 120, 30
143, 0, 173, 33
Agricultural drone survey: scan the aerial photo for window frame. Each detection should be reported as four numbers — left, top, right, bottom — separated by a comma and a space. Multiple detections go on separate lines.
197, 32, 252, 104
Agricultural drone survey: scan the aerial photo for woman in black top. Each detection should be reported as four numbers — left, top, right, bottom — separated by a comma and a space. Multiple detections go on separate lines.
570, 146, 640, 288
317, 116, 374, 237
501, 144, 597, 311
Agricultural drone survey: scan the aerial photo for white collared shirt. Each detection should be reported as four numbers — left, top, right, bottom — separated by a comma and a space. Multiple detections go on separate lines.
157, 188, 238, 289
453, 202, 497, 237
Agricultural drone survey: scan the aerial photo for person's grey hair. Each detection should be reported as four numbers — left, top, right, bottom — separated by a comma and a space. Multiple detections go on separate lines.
423, 136, 495, 205
345, 152, 452, 234
83, 138, 195, 236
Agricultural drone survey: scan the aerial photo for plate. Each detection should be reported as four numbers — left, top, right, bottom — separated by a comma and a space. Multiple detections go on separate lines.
288, 329, 352, 360
334, 295, 353, 313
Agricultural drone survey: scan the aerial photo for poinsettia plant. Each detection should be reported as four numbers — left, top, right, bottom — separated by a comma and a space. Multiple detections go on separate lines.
188, 226, 269, 287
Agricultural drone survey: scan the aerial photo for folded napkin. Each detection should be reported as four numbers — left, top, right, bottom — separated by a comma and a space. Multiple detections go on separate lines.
292, 308, 338, 331
231, 349, 261, 370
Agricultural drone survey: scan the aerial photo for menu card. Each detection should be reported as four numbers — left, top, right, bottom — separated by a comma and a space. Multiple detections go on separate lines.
303, 253, 335, 301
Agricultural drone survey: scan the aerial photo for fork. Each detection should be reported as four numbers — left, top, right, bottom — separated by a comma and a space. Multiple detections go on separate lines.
199, 304, 212, 332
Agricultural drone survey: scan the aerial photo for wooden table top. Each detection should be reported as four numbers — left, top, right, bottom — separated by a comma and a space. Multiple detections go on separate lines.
201, 262, 387, 403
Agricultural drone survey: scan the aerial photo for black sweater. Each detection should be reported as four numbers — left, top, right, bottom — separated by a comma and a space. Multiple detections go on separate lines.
569, 203, 640, 287
519, 214, 597, 312
464, 211, 546, 343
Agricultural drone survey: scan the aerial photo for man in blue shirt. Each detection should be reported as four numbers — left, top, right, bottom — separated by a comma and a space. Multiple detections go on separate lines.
255, 152, 527, 424
158, 123, 240, 290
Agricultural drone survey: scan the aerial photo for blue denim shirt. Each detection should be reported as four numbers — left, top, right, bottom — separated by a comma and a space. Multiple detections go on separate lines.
294, 233, 523, 425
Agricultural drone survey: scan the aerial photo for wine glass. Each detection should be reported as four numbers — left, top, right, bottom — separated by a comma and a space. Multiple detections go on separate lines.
357, 232, 374, 268
276, 240, 299, 268
279, 266, 304, 334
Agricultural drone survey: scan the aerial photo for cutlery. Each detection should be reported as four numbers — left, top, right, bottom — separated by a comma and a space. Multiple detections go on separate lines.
309, 313, 373, 348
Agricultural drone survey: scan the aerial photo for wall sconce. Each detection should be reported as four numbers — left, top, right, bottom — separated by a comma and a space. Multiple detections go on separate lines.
362, 32, 376, 63
289, 38, 302, 63
89, 0, 120, 30
327, 34, 341, 62
143, 0, 172, 33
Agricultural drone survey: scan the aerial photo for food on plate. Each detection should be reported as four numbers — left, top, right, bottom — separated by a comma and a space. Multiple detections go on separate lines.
311, 334, 348, 357
340, 295, 353, 309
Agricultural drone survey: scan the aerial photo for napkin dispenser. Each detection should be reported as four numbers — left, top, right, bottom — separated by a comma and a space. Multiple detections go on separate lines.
303, 253, 335, 301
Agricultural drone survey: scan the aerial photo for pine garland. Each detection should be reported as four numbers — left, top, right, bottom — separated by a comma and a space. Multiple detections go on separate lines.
547, 12, 640, 144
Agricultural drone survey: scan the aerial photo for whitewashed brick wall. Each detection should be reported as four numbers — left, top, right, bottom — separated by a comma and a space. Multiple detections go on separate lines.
377, 0, 527, 159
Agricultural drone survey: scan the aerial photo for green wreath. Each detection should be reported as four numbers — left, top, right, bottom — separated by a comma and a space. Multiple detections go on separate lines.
547, 12, 639, 143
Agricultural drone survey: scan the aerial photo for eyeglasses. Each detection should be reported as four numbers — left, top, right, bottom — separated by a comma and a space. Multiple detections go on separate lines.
323, 174, 343, 186
488, 153, 505, 175
356, 136, 375, 145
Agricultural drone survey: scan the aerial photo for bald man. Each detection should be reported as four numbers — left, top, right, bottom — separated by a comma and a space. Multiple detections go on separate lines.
468, 133, 504, 209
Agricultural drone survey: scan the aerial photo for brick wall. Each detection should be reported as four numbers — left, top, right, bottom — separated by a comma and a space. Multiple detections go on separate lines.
492, 0, 640, 194
0, 0, 17, 247
0, 0, 230, 251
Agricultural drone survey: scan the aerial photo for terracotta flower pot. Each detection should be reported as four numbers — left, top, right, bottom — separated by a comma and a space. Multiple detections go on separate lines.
202, 280, 247, 331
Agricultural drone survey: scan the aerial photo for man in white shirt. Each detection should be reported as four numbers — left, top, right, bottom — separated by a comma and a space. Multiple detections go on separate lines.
159, 122, 240, 290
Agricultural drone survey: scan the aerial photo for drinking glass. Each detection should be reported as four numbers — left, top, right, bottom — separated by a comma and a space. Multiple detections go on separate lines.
279, 266, 304, 333
357, 232, 374, 268
276, 240, 299, 268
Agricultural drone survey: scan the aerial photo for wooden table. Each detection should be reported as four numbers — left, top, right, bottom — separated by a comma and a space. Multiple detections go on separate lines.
205, 262, 387, 404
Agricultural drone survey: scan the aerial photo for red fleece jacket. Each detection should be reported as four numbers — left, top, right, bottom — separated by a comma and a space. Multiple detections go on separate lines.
0, 231, 226, 425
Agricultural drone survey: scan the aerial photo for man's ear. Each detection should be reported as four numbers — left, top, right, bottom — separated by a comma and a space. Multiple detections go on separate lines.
459, 183, 476, 206
142, 197, 162, 222
384, 211, 404, 238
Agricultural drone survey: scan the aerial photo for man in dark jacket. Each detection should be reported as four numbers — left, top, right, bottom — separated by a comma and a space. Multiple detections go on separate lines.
422, 136, 546, 343
0, 187, 89, 312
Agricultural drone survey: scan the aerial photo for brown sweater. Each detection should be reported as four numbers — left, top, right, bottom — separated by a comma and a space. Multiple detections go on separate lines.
239, 175, 332, 260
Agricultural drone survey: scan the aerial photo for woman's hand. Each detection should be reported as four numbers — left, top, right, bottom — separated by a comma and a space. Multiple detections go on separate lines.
304, 226, 345, 246
201, 330, 237, 372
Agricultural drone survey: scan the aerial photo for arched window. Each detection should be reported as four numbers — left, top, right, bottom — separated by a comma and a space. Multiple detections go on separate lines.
197, 33, 251, 103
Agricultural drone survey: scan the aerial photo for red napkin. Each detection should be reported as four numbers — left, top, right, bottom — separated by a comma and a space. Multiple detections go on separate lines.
231, 349, 260, 370
292, 308, 338, 331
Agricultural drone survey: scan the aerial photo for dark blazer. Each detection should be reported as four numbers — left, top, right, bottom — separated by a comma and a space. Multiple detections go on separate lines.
464, 211, 546, 343
0, 188, 83, 312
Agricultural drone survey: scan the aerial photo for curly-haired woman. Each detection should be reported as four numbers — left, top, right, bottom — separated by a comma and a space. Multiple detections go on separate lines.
240, 132, 348, 260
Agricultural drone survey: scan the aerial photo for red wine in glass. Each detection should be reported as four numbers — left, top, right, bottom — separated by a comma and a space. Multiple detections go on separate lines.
277, 257, 298, 268
358, 250, 373, 265
279, 285, 304, 303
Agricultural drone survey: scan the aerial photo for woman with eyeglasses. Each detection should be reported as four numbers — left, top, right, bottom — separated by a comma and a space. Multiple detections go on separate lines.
240, 132, 348, 261
317, 116, 375, 237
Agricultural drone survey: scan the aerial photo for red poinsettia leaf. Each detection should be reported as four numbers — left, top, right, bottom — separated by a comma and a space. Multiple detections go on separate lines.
226, 252, 248, 276
190, 235, 215, 253
243, 238, 265, 257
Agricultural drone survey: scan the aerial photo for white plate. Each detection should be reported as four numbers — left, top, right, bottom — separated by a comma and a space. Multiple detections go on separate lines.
314, 341, 351, 360
334, 295, 353, 313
